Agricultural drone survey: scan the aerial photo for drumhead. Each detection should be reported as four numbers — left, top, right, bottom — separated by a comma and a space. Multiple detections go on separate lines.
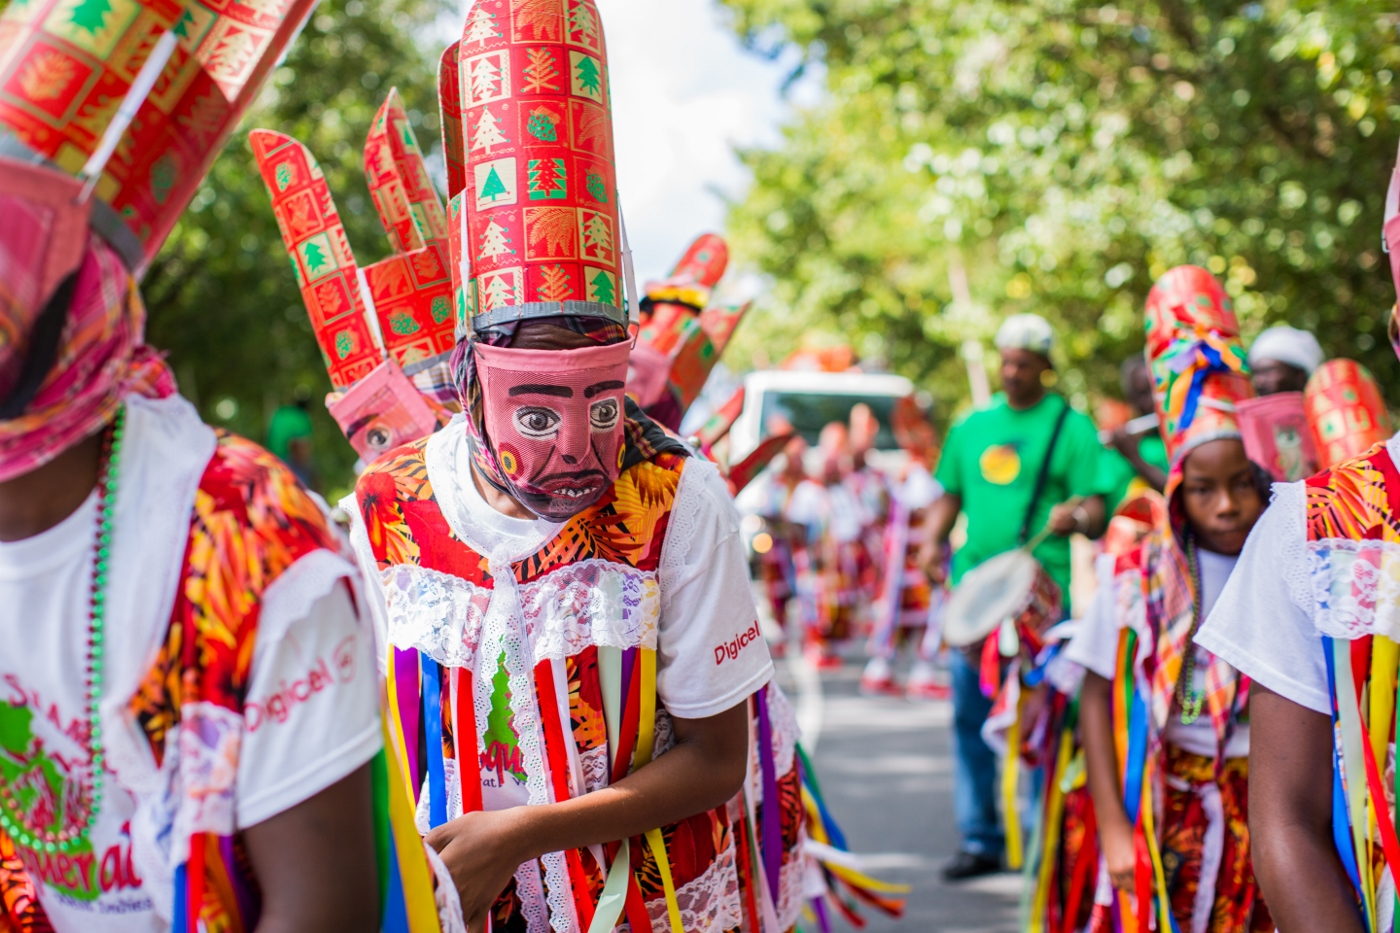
942, 550, 1040, 647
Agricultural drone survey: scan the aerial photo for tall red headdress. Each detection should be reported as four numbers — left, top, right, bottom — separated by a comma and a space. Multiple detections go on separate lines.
449, 0, 628, 332
250, 89, 457, 460
628, 233, 751, 430
1306, 358, 1393, 470
0, 0, 319, 274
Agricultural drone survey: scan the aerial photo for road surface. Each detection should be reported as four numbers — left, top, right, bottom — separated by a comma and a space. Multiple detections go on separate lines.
774, 654, 1022, 933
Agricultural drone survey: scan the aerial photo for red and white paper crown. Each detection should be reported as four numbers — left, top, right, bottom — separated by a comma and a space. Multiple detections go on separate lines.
0, 0, 318, 274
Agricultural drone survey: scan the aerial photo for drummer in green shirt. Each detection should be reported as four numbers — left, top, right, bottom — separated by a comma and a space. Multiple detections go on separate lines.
1099, 353, 1169, 506
925, 313, 1110, 882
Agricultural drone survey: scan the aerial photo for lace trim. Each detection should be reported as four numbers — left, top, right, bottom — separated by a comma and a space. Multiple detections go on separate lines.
427, 843, 469, 933
515, 858, 551, 933
385, 560, 661, 668
384, 564, 493, 667
542, 849, 575, 933
645, 835, 742, 933
776, 825, 809, 931
1271, 481, 1314, 620
580, 745, 610, 795
129, 702, 245, 922
1307, 536, 1400, 640
764, 685, 800, 779
658, 458, 705, 587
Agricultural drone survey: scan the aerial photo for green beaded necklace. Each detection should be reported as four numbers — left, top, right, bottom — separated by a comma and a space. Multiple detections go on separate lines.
1177, 534, 1207, 726
0, 406, 124, 854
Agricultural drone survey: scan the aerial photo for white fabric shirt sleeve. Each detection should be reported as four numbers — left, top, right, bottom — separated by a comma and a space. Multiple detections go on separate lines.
237, 579, 383, 827
655, 459, 775, 719
1195, 481, 1331, 715
1062, 554, 1124, 680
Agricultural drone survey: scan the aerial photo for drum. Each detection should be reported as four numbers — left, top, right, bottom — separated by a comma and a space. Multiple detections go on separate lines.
942, 550, 1062, 662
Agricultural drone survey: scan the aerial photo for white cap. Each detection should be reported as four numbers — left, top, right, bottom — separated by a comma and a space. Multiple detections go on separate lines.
1248, 325, 1324, 375
995, 313, 1054, 357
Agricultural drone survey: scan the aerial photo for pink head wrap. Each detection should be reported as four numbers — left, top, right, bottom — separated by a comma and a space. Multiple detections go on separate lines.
0, 161, 172, 484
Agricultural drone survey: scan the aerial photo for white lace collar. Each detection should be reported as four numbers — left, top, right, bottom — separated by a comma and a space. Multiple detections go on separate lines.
424, 417, 561, 563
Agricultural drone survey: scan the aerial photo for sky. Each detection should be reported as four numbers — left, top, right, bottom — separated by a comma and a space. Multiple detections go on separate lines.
595, 0, 797, 284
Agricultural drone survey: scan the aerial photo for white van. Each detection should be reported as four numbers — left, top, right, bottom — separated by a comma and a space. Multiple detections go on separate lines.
727, 369, 917, 464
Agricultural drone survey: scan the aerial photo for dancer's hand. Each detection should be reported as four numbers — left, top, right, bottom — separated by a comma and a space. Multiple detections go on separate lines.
427, 808, 535, 933
1101, 819, 1137, 896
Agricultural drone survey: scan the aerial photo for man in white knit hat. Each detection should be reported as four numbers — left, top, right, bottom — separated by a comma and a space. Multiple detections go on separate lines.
1248, 324, 1324, 395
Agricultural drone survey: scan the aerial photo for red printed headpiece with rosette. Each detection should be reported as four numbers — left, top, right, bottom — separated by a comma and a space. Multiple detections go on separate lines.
1144, 265, 1255, 470
454, 0, 626, 331
0, 0, 314, 479
1306, 358, 1394, 471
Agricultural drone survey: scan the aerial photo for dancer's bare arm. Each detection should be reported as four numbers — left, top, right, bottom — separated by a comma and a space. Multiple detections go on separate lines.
1080, 671, 1137, 896
1249, 684, 1362, 932
244, 764, 380, 933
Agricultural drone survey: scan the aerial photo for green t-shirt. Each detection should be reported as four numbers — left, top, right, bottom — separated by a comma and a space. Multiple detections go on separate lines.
267, 405, 315, 463
1100, 432, 1169, 510
935, 394, 1109, 610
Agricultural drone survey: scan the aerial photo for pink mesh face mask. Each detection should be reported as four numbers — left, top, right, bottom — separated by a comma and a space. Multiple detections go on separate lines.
472, 340, 632, 521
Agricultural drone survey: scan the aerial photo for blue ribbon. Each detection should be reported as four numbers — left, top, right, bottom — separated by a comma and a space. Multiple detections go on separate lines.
421, 654, 448, 830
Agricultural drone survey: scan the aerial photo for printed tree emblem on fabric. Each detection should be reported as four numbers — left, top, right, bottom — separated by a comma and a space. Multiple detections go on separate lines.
472, 107, 509, 156
570, 52, 603, 101
149, 156, 176, 205
587, 268, 616, 305
526, 106, 559, 142
389, 311, 420, 336
537, 264, 572, 302
0, 703, 99, 901
68, 0, 112, 35
579, 210, 612, 262
523, 48, 561, 94
430, 295, 451, 324
479, 220, 516, 260
17, 51, 77, 101
473, 159, 519, 211
463, 7, 499, 45
481, 663, 526, 787
527, 158, 567, 200
585, 171, 607, 204
568, 2, 599, 48
335, 329, 356, 359
275, 162, 294, 192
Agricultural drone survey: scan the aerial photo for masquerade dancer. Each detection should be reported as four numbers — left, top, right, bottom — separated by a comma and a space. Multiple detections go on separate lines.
0, 2, 448, 931
861, 397, 947, 700
256, 3, 908, 931
1194, 158, 1400, 932
1069, 267, 1272, 932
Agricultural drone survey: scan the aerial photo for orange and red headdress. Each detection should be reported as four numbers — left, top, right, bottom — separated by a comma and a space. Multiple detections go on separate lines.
1305, 359, 1393, 470
1144, 265, 1254, 469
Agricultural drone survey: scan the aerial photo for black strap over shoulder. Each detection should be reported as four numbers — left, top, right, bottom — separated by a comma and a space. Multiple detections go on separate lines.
1018, 396, 1072, 546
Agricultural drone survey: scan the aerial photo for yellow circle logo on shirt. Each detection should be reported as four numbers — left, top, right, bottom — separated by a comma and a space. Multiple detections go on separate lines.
980, 445, 1022, 485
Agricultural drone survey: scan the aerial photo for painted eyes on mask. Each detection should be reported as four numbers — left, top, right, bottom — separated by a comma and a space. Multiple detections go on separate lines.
514, 406, 562, 440
590, 399, 620, 432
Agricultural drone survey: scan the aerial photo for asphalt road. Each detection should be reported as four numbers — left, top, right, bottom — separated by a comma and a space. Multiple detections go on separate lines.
773, 654, 1023, 933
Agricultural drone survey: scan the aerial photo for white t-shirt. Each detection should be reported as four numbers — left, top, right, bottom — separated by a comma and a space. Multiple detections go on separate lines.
1196, 476, 1333, 715
0, 395, 381, 932
349, 421, 775, 811
1066, 547, 1250, 758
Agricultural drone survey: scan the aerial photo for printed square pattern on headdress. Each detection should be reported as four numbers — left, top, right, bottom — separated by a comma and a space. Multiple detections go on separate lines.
0, 0, 318, 269
454, 0, 621, 322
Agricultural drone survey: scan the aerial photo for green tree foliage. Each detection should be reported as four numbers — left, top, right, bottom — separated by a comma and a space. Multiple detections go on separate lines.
718, 0, 1400, 416
144, 0, 449, 495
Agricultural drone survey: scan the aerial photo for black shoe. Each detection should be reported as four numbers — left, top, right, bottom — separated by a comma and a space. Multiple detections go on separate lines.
941, 850, 1002, 881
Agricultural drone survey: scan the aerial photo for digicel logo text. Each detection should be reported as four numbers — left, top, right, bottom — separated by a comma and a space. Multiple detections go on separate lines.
714, 621, 762, 666
246, 635, 359, 732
